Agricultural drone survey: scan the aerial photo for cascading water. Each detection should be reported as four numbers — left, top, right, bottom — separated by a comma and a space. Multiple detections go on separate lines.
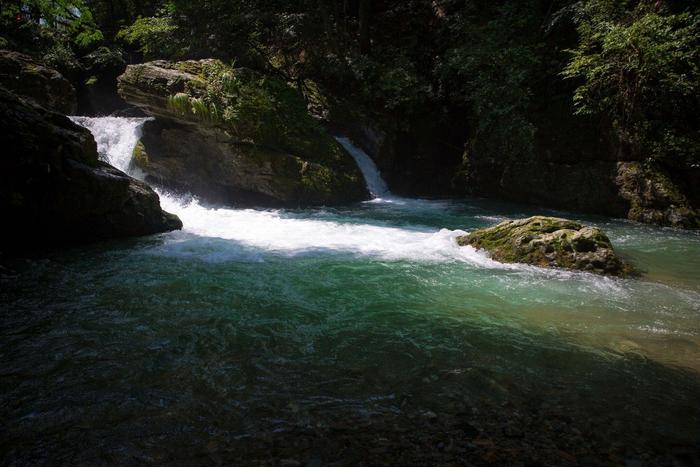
335, 137, 390, 198
3, 117, 700, 464
335, 136, 452, 210
70, 116, 491, 263
70, 116, 151, 174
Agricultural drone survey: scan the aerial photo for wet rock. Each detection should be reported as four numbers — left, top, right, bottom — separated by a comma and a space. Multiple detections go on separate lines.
616, 161, 699, 229
0, 86, 181, 251
117, 59, 367, 207
457, 216, 634, 276
0, 49, 76, 113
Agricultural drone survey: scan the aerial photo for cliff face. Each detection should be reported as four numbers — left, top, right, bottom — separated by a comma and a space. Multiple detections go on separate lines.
0, 85, 181, 251
456, 91, 699, 229
118, 60, 368, 207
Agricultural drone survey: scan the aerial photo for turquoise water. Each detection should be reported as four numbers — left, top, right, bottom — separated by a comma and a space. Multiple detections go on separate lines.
1, 118, 700, 461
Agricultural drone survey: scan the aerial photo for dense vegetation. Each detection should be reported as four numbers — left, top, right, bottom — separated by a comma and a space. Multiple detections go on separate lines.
1, 0, 698, 170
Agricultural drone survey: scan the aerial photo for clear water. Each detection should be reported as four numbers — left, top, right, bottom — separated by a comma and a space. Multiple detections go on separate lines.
2, 118, 699, 461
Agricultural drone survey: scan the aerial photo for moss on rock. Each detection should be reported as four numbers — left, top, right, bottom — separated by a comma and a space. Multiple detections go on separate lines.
133, 141, 149, 166
118, 59, 367, 207
616, 162, 700, 229
0, 49, 76, 113
457, 216, 635, 277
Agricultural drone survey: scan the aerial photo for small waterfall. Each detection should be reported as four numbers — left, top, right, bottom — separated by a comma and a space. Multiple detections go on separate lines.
70, 116, 151, 174
70, 117, 478, 263
335, 137, 390, 198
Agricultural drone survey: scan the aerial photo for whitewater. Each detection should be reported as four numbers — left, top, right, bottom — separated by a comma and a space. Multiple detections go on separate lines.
3, 116, 698, 465
70, 116, 508, 266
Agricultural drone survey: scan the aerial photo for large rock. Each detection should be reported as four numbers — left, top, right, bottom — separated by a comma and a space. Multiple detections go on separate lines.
457, 216, 634, 276
616, 162, 699, 229
0, 49, 76, 114
0, 86, 181, 251
118, 60, 368, 207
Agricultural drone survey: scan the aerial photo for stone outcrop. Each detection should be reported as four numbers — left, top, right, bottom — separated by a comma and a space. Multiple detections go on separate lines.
0, 86, 181, 251
117, 60, 368, 207
0, 49, 76, 114
616, 162, 699, 229
457, 216, 634, 276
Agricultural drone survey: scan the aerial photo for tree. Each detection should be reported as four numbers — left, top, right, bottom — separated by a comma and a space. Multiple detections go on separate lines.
563, 0, 700, 167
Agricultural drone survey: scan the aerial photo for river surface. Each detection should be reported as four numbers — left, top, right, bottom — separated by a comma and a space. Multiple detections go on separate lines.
1, 117, 699, 462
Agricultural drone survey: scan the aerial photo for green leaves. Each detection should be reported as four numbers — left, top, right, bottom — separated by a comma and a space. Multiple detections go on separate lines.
564, 1, 700, 167
116, 16, 179, 60
437, 2, 541, 163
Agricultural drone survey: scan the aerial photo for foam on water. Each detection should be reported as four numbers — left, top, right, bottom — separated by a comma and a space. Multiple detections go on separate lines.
70, 116, 151, 173
68, 117, 488, 264
47, 117, 700, 375
69, 116, 639, 290
157, 192, 503, 265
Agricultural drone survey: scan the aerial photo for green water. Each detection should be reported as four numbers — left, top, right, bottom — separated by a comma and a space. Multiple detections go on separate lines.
2, 195, 700, 462
2, 117, 700, 462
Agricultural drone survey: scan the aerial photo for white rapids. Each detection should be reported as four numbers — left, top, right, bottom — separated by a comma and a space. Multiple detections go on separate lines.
68, 116, 506, 266
70, 116, 151, 173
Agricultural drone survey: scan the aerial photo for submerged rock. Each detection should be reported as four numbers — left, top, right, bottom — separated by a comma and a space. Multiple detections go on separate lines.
0, 49, 76, 114
117, 59, 367, 207
0, 86, 181, 251
457, 216, 633, 276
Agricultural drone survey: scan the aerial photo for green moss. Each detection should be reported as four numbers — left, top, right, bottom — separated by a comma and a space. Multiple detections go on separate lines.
174, 61, 207, 76
457, 216, 631, 276
22, 63, 43, 75
133, 141, 149, 166
646, 166, 685, 206
301, 164, 335, 197
165, 60, 347, 169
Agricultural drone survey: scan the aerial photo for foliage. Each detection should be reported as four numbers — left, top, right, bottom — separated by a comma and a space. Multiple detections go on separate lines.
1, 0, 103, 48
116, 15, 180, 60
0, 0, 108, 78
3, 0, 699, 176
564, 0, 700, 167
84, 0, 163, 41
437, 2, 542, 162
42, 40, 81, 74
166, 60, 344, 165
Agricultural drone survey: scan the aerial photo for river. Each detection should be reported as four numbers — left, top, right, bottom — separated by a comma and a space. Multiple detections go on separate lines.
1, 117, 699, 463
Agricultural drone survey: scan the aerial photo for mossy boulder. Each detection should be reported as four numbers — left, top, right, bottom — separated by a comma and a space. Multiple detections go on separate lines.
457, 216, 634, 276
118, 59, 367, 207
0, 49, 76, 114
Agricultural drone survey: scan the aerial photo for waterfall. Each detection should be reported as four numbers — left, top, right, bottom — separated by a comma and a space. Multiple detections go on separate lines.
335, 137, 390, 198
70, 117, 490, 264
70, 116, 151, 174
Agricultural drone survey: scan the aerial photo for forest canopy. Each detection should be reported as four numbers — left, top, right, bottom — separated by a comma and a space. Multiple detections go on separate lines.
1, 0, 698, 168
